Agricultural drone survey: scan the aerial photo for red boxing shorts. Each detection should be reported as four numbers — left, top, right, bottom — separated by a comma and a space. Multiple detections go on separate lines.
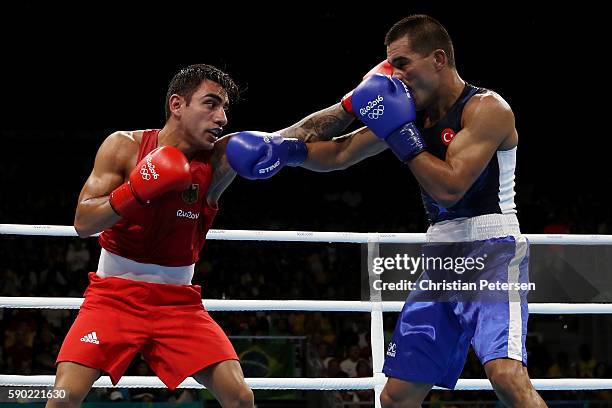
57, 272, 238, 389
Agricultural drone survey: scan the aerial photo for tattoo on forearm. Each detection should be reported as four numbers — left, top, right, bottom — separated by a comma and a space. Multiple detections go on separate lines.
279, 104, 355, 142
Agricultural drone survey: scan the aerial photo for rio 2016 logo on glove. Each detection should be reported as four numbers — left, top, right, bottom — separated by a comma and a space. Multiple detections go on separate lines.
359, 95, 385, 120
140, 156, 160, 181
140, 165, 151, 180
368, 105, 385, 120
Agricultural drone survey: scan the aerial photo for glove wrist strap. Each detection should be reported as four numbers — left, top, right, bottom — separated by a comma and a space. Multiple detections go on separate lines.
386, 123, 426, 162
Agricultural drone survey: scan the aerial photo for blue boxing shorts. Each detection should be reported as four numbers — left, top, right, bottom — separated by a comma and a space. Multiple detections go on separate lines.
383, 214, 530, 389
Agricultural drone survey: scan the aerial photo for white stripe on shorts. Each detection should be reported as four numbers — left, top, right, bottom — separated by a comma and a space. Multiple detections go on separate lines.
507, 235, 528, 361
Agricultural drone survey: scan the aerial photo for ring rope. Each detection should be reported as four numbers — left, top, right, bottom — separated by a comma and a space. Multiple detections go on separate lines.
2, 224, 612, 245
0, 375, 611, 391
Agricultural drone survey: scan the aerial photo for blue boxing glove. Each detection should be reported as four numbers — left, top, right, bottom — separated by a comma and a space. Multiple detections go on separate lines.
351, 74, 426, 162
226, 131, 308, 180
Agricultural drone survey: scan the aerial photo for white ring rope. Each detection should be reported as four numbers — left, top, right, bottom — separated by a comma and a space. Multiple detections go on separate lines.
2, 224, 612, 244
1, 297, 612, 314
0, 375, 611, 391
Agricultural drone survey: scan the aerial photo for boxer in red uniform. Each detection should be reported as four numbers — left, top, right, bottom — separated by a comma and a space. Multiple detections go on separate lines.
47, 64, 253, 408
48, 60, 392, 407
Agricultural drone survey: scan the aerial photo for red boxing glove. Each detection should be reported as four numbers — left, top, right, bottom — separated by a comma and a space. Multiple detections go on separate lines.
109, 146, 191, 218
341, 60, 393, 114
363, 60, 394, 79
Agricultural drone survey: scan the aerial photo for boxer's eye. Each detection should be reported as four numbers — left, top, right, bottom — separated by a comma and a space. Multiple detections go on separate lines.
392, 58, 410, 69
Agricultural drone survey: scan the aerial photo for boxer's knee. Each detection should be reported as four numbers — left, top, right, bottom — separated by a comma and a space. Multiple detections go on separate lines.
45, 362, 100, 408
380, 378, 431, 408
485, 359, 543, 407
194, 360, 254, 408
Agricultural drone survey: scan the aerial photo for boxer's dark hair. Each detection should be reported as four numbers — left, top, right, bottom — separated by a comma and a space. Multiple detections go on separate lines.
165, 64, 240, 120
385, 15, 455, 68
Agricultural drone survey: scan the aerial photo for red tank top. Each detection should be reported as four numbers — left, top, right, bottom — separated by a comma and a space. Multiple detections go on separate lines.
99, 130, 218, 266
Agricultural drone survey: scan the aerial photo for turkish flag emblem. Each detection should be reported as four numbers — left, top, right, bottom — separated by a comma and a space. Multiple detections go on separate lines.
441, 128, 456, 146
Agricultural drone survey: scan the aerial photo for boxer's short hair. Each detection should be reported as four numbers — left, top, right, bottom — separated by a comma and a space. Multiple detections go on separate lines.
165, 64, 240, 120
385, 15, 455, 68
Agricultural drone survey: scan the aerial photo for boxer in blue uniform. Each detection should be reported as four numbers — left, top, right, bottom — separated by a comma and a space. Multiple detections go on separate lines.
225, 15, 547, 408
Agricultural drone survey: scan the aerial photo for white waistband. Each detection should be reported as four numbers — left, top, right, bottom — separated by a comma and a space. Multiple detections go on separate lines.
97, 248, 194, 285
426, 213, 521, 242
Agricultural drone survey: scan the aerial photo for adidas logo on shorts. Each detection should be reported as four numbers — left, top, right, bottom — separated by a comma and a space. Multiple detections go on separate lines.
80, 331, 100, 345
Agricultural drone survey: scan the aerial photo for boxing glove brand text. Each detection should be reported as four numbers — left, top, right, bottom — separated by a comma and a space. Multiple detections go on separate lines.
258, 159, 281, 174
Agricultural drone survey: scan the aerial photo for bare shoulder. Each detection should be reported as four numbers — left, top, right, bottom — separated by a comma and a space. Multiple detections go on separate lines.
463, 90, 514, 125
456, 90, 518, 150
95, 131, 140, 174
103, 130, 139, 152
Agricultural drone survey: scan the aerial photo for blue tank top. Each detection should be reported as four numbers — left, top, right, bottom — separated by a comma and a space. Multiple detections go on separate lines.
417, 83, 517, 224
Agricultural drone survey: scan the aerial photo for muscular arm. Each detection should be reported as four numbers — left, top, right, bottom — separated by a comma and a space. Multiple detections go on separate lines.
408, 93, 517, 207
74, 132, 137, 238
277, 103, 356, 142
278, 59, 393, 142
302, 126, 387, 171
206, 136, 237, 207
224, 102, 381, 177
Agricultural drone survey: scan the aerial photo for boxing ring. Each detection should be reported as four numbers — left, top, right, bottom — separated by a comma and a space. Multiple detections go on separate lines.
2, 224, 612, 407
